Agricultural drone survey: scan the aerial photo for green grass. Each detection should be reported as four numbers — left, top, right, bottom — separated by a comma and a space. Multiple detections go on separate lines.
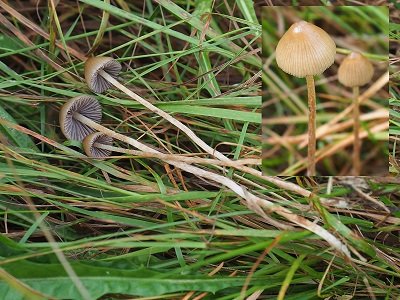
0, 1, 399, 300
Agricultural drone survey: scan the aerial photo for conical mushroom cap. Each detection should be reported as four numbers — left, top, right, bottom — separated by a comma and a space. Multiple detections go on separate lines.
84, 56, 122, 93
276, 21, 336, 78
83, 132, 113, 159
59, 95, 102, 141
338, 52, 374, 87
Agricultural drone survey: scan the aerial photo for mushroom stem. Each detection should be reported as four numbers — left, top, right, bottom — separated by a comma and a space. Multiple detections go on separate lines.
353, 86, 360, 175
306, 75, 316, 176
98, 70, 230, 163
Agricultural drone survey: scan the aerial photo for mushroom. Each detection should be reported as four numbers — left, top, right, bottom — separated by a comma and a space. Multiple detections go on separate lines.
59, 95, 102, 141
82, 132, 113, 159
84, 56, 122, 93
84, 56, 231, 164
338, 52, 374, 175
275, 21, 336, 176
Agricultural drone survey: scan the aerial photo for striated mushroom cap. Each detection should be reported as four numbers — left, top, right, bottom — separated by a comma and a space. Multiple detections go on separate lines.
59, 95, 102, 141
338, 52, 374, 88
83, 132, 113, 159
276, 21, 336, 78
84, 56, 122, 93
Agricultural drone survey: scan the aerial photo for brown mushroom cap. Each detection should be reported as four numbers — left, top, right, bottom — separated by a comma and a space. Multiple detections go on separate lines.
338, 52, 374, 87
59, 95, 102, 141
275, 21, 336, 78
84, 56, 122, 93
83, 132, 113, 159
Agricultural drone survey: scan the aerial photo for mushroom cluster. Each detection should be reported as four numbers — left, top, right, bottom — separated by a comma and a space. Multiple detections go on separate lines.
58, 56, 240, 187
59, 94, 158, 159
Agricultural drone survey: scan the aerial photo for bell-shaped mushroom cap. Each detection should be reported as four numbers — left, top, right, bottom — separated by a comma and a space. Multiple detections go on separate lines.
83, 132, 113, 159
59, 95, 102, 141
84, 56, 122, 93
276, 21, 336, 78
338, 52, 374, 87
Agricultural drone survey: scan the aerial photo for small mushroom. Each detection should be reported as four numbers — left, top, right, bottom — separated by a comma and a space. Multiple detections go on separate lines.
338, 52, 374, 175
338, 52, 373, 88
59, 95, 102, 141
85, 56, 122, 93
84, 56, 231, 164
83, 132, 113, 159
275, 21, 336, 176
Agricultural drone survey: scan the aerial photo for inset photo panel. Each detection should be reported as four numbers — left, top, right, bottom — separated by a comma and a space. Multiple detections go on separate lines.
262, 6, 389, 176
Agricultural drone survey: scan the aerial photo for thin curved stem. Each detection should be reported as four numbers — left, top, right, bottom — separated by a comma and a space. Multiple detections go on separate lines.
306, 75, 316, 176
72, 112, 351, 258
353, 86, 361, 175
